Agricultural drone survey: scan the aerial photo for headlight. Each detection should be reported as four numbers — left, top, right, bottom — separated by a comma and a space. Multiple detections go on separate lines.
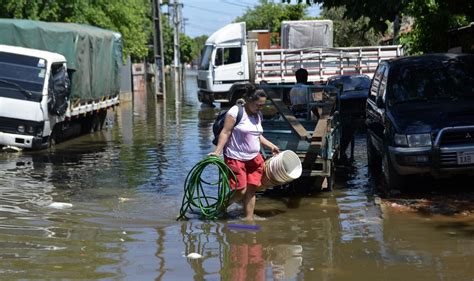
36, 128, 43, 137
394, 134, 408, 146
17, 125, 25, 133
407, 134, 432, 147
394, 133, 432, 147
27, 126, 35, 134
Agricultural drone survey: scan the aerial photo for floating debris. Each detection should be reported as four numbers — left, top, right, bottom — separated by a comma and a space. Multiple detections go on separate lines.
186, 253, 203, 259
47, 202, 73, 209
2, 146, 22, 152
228, 224, 261, 231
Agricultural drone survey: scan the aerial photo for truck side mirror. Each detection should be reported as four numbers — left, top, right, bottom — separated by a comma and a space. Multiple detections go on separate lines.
376, 96, 384, 108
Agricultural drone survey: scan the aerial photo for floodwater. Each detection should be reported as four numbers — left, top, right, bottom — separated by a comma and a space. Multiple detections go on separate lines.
0, 70, 473, 280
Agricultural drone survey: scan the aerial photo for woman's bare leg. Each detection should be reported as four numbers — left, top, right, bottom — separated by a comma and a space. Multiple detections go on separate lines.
243, 185, 257, 220
227, 188, 245, 206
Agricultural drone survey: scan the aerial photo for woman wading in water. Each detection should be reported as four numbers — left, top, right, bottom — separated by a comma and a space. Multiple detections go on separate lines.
209, 86, 279, 220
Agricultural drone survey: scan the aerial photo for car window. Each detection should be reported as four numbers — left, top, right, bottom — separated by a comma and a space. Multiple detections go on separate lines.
369, 65, 385, 101
387, 56, 474, 105
379, 67, 388, 102
215, 47, 241, 66
223, 47, 241, 64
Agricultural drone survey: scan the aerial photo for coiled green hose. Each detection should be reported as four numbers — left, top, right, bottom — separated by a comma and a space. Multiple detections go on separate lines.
177, 156, 236, 220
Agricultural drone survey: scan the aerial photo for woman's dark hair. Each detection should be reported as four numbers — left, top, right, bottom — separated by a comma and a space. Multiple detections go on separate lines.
243, 83, 266, 102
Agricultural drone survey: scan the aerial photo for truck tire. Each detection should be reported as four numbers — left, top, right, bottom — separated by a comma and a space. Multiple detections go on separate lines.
367, 134, 382, 173
48, 125, 60, 149
98, 110, 107, 130
382, 147, 405, 192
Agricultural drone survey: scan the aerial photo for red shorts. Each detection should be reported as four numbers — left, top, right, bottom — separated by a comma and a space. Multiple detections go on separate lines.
224, 154, 264, 190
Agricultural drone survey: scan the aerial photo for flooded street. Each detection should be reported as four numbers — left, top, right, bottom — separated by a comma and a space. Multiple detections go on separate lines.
0, 71, 473, 280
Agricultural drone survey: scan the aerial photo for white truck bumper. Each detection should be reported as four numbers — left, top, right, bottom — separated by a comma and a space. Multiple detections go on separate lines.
0, 132, 44, 149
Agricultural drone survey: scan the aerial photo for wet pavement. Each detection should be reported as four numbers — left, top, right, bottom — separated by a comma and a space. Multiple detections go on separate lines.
0, 70, 472, 280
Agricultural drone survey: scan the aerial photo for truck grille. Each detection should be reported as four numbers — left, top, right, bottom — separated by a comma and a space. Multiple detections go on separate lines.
438, 129, 474, 145
437, 126, 474, 167
0, 117, 21, 133
197, 79, 207, 90
439, 151, 457, 166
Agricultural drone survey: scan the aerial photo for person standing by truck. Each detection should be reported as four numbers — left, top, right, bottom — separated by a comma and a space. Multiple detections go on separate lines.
209, 85, 280, 220
289, 68, 319, 119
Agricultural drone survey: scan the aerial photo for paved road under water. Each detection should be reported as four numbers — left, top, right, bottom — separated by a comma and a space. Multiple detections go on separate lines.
0, 71, 473, 280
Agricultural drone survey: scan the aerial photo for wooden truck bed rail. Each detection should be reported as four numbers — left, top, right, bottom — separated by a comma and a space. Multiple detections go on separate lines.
254, 45, 404, 84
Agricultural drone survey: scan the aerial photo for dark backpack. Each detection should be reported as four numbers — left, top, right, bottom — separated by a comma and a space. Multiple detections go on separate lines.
212, 104, 243, 145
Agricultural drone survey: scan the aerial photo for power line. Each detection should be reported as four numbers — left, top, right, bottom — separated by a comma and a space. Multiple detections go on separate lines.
185, 3, 235, 16
188, 25, 216, 32
220, 0, 251, 8
187, 17, 232, 25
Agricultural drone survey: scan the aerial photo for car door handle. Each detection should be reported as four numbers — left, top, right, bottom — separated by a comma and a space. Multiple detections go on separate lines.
237, 71, 243, 75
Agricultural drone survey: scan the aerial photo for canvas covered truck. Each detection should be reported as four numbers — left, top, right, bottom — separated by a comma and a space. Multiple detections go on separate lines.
0, 18, 122, 150
197, 21, 404, 105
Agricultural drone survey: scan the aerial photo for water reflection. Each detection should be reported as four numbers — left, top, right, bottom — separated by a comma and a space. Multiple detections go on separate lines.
179, 221, 305, 281
0, 70, 471, 280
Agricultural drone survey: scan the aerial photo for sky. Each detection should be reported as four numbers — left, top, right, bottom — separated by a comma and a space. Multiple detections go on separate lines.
179, 0, 321, 38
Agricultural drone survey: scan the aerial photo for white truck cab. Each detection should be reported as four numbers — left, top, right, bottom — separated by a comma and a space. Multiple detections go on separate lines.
197, 22, 249, 104
0, 44, 67, 149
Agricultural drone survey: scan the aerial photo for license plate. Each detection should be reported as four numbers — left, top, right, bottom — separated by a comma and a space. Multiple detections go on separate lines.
457, 151, 474, 165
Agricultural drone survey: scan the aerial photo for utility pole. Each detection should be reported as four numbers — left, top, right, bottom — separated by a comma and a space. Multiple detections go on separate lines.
171, 0, 183, 95
152, 0, 166, 99
172, 0, 181, 69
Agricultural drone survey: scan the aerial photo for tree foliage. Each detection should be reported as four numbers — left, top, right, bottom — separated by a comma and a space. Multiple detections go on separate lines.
320, 6, 379, 47
235, 0, 308, 33
192, 35, 209, 60
160, 17, 195, 65
0, 0, 151, 59
400, 0, 472, 53
283, 0, 474, 53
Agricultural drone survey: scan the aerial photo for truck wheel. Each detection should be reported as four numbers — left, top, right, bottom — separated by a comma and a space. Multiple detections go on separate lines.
367, 134, 382, 173
48, 125, 60, 149
92, 115, 100, 132
98, 110, 107, 130
382, 148, 405, 192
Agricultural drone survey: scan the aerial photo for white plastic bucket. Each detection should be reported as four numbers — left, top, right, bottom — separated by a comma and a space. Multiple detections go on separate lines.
260, 150, 302, 189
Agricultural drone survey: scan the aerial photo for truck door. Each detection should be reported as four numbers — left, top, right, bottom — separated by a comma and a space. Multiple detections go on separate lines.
212, 45, 246, 92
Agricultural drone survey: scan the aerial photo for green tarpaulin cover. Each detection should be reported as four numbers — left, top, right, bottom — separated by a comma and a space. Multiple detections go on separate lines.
0, 18, 122, 100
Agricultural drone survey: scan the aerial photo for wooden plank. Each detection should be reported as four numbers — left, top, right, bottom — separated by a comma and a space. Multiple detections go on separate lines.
270, 100, 310, 141
312, 117, 328, 142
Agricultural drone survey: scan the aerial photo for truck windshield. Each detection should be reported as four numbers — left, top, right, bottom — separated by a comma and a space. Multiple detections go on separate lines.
387, 56, 474, 105
0, 52, 46, 102
199, 45, 213, 70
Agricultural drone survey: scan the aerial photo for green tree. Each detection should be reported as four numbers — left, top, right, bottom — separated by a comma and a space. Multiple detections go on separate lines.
192, 35, 209, 59
283, 0, 474, 53
320, 6, 380, 47
179, 34, 194, 64
161, 17, 195, 65
0, 0, 151, 59
235, 0, 308, 33
400, 0, 471, 53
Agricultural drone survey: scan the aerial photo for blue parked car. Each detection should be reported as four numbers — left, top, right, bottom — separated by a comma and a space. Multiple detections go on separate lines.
366, 53, 474, 190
